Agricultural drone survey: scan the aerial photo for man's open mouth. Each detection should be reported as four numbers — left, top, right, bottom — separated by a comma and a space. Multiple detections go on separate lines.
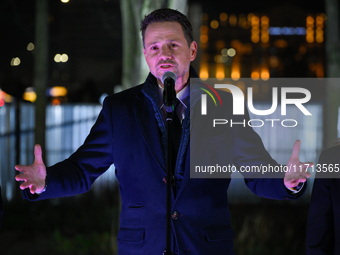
159, 63, 174, 69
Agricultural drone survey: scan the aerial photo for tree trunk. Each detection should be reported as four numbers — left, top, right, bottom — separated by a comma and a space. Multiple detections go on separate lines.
324, 0, 340, 148
34, 0, 48, 161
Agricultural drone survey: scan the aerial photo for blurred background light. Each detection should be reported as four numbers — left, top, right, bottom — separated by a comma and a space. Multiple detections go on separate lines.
54, 54, 61, 62
227, 48, 236, 57
27, 42, 34, 51
61, 54, 68, 62
10, 57, 21, 66
54, 53, 69, 63
210, 20, 219, 29
199, 62, 209, 80
49, 86, 68, 97
23, 87, 37, 102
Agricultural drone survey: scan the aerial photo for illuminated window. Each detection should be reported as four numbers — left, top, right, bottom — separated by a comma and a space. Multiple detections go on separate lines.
200, 35, 208, 43
251, 34, 260, 43
229, 14, 237, 27
251, 16, 260, 28
200, 63, 209, 80
231, 62, 240, 81
261, 30, 269, 43
306, 27, 314, 43
261, 69, 270, 81
316, 29, 324, 43
231, 71, 240, 80
210, 20, 219, 29
261, 16, 269, 28
220, 13, 228, 21
216, 64, 225, 80
200, 25, 208, 34
251, 71, 260, 80
306, 16, 314, 27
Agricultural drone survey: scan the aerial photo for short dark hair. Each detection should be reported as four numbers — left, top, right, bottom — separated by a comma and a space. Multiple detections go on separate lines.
141, 8, 194, 48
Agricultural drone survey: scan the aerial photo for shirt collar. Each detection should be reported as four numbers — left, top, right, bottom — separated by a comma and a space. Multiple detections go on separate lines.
157, 82, 189, 109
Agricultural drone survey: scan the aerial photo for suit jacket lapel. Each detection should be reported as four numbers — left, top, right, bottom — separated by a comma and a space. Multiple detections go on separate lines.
134, 77, 166, 173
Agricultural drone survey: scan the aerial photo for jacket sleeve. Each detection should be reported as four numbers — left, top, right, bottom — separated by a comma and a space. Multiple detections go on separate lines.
232, 107, 306, 200
306, 150, 334, 254
23, 97, 115, 201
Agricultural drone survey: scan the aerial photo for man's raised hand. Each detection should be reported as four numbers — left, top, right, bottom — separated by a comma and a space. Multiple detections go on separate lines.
15, 144, 46, 194
284, 140, 313, 189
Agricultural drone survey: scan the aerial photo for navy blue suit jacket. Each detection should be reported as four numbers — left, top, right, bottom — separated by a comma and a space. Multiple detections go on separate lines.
24, 69, 305, 254
306, 145, 340, 255
0, 186, 3, 229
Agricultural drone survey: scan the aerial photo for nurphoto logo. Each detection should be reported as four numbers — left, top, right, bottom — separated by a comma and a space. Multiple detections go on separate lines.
199, 82, 312, 128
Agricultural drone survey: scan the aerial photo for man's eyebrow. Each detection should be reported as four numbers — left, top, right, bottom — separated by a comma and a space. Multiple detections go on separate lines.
146, 39, 181, 47
146, 41, 158, 47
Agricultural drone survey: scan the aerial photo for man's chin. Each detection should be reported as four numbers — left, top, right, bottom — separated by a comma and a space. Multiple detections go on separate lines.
158, 69, 177, 78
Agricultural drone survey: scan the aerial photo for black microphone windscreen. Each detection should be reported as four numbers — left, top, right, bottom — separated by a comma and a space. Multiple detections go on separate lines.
161, 71, 177, 84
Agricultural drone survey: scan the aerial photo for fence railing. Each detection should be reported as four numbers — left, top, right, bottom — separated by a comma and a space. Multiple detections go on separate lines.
0, 102, 331, 203
0, 103, 116, 201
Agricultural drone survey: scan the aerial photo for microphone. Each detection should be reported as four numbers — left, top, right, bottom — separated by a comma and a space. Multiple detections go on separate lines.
161, 72, 177, 113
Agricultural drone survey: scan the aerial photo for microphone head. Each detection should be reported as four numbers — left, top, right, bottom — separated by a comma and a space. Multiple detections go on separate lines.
161, 71, 177, 84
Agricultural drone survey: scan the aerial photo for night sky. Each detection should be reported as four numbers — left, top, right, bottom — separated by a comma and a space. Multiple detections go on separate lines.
0, 0, 330, 101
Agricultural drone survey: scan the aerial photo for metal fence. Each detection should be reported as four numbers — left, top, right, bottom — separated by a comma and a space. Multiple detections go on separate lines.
228, 103, 324, 203
0, 102, 332, 203
0, 103, 116, 201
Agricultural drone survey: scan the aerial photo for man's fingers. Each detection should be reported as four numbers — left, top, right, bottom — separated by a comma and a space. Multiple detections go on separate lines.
295, 178, 307, 183
15, 174, 27, 181
285, 177, 307, 188
304, 172, 311, 179
290, 180, 300, 186
15, 164, 30, 173
290, 171, 311, 180
30, 186, 36, 194
20, 181, 32, 190
34, 144, 43, 165
290, 140, 301, 160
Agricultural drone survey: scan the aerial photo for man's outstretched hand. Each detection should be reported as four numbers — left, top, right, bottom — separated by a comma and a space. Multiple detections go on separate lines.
15, 144, 46, 194
284, 140, 313, 189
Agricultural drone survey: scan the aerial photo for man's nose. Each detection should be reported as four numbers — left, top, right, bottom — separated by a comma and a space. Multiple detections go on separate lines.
160, 45, 172, 59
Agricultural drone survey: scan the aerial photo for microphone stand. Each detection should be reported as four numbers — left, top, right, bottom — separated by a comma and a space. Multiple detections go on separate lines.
163, 77, 176, 255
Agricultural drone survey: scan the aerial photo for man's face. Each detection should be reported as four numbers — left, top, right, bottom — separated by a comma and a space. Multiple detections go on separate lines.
143, 21, 197, 91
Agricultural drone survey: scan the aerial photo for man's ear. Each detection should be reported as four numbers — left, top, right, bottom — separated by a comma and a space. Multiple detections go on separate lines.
143, 48, 147, 62
190, 41, 198, 62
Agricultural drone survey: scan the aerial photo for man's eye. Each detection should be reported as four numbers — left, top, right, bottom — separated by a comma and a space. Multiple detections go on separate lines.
170, 44, 178, 48
151, 46, 158, 50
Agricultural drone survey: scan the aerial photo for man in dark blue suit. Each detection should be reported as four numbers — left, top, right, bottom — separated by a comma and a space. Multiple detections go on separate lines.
15, 8, 312, 255
306, 143, 340, 255
0, 186, 3, 229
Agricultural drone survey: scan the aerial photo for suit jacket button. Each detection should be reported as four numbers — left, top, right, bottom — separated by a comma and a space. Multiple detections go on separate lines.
172, 210, 179, 220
